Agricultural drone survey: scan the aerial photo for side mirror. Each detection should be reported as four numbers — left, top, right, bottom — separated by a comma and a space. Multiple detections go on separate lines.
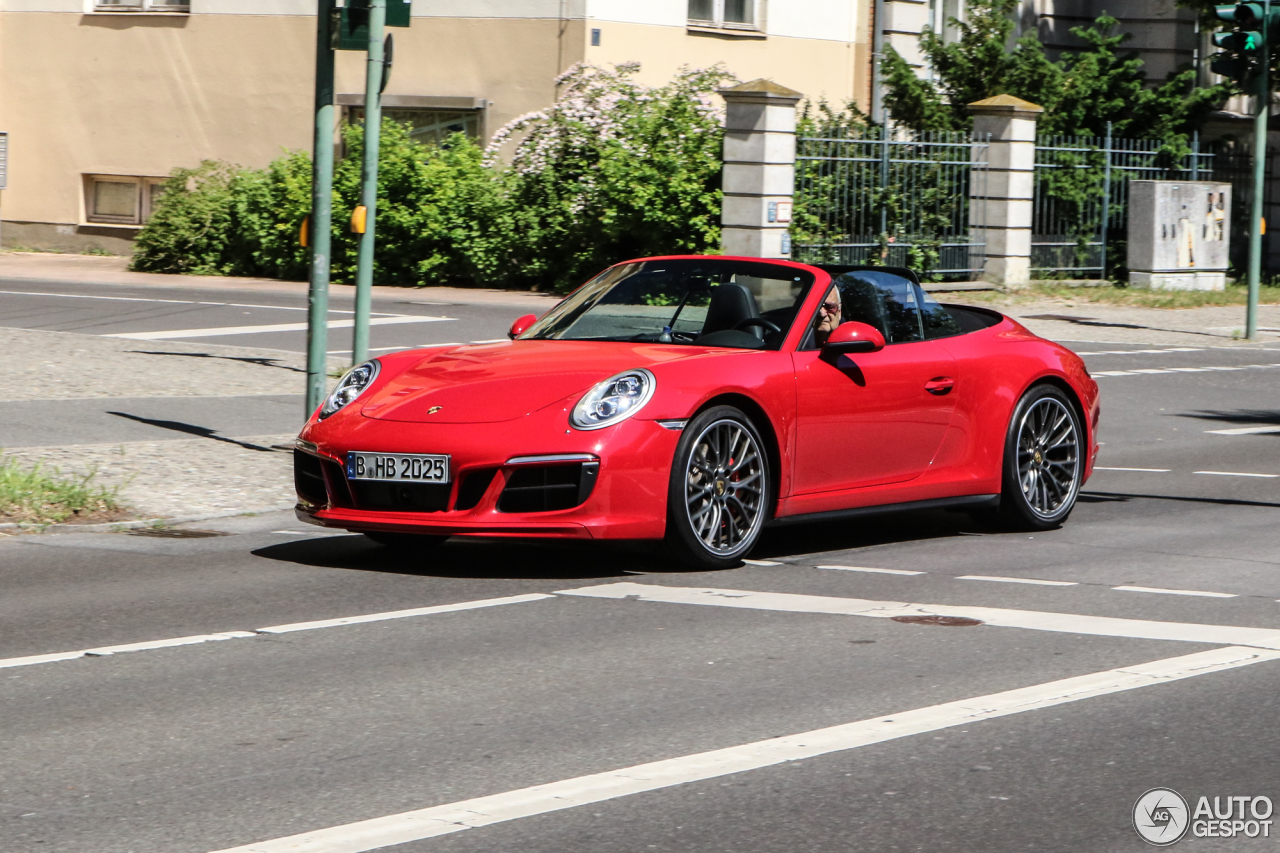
823, 321, 885, 353
508, 313, 537, 340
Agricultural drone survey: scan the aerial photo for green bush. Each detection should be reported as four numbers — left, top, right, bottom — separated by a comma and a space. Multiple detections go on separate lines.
131, 63, 732, 292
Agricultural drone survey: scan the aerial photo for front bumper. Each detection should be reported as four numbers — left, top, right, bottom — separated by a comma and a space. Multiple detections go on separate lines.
294, 409, 679, 541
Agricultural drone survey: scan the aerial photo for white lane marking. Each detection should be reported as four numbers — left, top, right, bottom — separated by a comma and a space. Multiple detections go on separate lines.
1094, 467, 1171, 473
0, 289, 357, 313
1113, 586, 1238, 599
1194, 470, 1280, 478
106, 315, 451, 340
0, 632, 255, 669
557, 583, 1280, 649
271, 530, 352, 538
205, 645, 1280, 853
1207, 426, 1280, 435
958, 575, 1078, 587
0, 651, 88, 670
741, 559, 782, 566
469, 338, 509, 344
326, 346, 413, 355
85, 631, 256, 656
816, 565, 925, 576
0, 595, 550, 671
256, 594, 554, 634
1077, 347, 1203, 355
1093, 363, 1280, 378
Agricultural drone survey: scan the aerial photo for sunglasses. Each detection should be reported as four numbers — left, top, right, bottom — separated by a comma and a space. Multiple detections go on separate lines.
819, 301, 841, 314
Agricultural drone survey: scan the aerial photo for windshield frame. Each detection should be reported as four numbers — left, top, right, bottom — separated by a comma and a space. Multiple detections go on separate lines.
517, 258, 819, 351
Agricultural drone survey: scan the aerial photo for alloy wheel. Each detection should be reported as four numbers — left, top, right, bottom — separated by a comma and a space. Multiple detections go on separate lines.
1015, 396, 1080, 519
683, 418, 766, 555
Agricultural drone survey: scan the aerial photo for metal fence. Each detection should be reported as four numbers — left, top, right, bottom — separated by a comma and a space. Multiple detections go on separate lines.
791, 127, 990, 280
1033, 129, 1256, 278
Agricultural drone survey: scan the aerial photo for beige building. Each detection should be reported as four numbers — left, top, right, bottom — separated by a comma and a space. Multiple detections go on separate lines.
0, 0, 875, 253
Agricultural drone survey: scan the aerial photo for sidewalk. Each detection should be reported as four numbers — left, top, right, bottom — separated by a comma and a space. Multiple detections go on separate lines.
3, 326, 305, 524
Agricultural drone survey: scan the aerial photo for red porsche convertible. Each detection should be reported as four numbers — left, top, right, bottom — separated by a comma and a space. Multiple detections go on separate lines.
295, 257, 1099, 568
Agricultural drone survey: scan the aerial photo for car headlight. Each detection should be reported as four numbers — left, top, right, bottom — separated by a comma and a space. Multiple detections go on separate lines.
571, 368, 656, 430
320, 360, 380, 419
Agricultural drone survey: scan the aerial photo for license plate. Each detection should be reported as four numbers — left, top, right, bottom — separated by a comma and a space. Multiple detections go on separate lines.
346, 452, 450, 483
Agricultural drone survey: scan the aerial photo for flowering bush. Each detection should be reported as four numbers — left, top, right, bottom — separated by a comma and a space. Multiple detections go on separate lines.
133, 63, 734, 292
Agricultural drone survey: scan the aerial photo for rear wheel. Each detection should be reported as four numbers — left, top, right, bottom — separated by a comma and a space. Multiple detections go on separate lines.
997, 385, 1083, 530
363, 532, 449, 550
663, 406, 770, 569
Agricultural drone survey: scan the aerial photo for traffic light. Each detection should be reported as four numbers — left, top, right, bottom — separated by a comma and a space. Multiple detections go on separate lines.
1209, 3, 1276, 84
333, 0, 411, 51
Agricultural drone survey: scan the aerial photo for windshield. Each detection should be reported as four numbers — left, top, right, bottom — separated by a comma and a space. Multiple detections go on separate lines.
519, 259, 816, 350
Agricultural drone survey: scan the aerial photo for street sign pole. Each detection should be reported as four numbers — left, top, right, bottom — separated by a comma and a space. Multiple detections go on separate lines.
351, 0, 386, 366
1247, 0, 1271, 341
305, 0, 337, 417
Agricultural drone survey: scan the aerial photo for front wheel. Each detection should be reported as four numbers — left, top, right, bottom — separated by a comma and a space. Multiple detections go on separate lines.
997, 385, 1083, 530
663, 406, 770, 569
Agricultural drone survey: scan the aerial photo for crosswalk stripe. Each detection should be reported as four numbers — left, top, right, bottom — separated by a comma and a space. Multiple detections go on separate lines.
556, 583, 1280, 650
204, 645, 1280, 853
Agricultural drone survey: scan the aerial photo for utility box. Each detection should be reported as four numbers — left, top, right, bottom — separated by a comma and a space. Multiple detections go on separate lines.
1128, 180, 1231, 290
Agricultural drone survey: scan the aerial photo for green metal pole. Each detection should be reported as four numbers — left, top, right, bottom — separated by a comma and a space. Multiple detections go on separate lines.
305, 0, 337, 417
1247, 0, 1270, 341
352, 0, 386, 366
1100, 121, 1112, 281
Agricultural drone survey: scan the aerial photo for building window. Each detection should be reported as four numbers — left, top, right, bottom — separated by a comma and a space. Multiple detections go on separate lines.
84, 175, 166, 226
94, 0, 190, 12
688, 0, 761, 29
349, 107, 482, 147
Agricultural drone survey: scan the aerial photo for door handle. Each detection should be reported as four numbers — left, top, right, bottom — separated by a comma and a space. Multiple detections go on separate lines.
925, 377, 955, 396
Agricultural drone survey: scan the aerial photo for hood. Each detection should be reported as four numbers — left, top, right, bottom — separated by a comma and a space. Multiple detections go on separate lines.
360, 340, 706, 424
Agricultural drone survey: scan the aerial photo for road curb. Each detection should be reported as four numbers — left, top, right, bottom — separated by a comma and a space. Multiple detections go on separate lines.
0, 503, 296, 536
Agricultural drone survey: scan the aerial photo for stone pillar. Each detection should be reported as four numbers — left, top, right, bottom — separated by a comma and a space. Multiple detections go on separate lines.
719, 79, 803, 259
967, 95, 1042, 288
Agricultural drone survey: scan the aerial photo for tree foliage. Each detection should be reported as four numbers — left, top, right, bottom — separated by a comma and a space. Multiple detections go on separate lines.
132, 63, 732, 292
881, 0, 1228, 140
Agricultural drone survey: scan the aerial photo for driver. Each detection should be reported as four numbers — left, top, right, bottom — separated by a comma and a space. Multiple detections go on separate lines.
813, 285, 843, 346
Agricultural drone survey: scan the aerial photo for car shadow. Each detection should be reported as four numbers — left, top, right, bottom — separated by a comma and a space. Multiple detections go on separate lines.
1080, 490, 1280, 510
750, 507, 985, 560
1176, 409, 1280, 430
251, 535, 656, 580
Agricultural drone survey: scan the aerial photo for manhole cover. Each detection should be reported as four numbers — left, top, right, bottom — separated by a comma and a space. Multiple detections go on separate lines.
127, 528, 232, 539
891, 615, 983, 627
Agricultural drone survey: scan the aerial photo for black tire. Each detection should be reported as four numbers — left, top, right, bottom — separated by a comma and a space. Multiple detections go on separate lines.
997, 384, 1084, 530
662, 405, 771, 569
363, 532, 449, 550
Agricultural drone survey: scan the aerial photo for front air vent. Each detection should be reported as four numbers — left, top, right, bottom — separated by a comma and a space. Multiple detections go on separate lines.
455, 468, 497, 511
350, 481, 451, 513
294, 450, 328, 508
497, 462, 598, 513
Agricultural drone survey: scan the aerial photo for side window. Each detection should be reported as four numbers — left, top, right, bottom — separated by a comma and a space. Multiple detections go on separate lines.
831, 272, 923, 344
917, 285, 963, 340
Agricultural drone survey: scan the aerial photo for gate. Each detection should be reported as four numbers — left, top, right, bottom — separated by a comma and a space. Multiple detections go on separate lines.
791, 127, 990, 281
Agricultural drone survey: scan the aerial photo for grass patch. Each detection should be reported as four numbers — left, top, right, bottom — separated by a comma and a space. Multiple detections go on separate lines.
0, 457, 128, 525
955, 282, 1280, 309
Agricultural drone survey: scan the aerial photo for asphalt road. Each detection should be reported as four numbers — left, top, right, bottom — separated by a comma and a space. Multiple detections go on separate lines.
4, 278, 1280, 851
